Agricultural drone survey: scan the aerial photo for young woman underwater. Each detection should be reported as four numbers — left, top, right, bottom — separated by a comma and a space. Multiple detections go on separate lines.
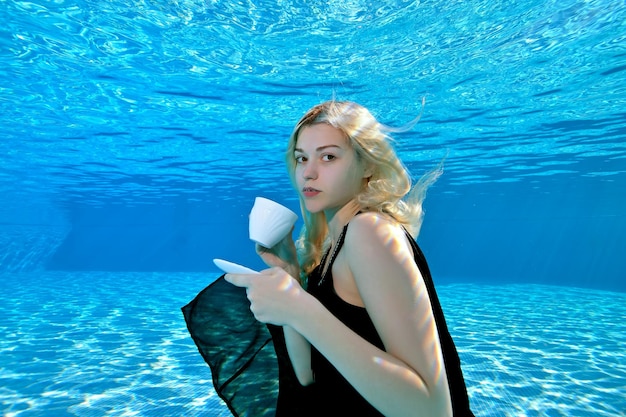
223, 101, 474, 417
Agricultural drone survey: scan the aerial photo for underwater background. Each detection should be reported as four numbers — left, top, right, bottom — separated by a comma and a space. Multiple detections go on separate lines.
1, 0, 625, 415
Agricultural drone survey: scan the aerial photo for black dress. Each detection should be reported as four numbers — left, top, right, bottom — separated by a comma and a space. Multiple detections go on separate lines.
182, 224, 474, 416
304, 222, 474, 416
181, 276, 310, 416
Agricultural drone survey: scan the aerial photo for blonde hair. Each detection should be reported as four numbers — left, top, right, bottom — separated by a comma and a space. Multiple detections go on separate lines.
285, 101, 442, 278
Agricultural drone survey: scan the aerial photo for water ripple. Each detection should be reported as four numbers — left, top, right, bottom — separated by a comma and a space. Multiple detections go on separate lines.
1, 0, 625, 205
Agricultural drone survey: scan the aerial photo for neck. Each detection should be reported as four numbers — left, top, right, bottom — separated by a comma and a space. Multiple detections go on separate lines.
325, 199, 361, 242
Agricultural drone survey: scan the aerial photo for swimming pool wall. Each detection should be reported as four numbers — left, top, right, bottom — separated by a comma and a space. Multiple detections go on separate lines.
4, 176, 623, 293
0, 193, 70, 273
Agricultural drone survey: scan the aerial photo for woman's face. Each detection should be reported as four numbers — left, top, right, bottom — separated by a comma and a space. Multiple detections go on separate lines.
293, 123, 369, 216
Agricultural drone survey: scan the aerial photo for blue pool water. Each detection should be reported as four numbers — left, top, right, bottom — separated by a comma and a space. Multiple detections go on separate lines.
2, 272, 626, 416
1, 0, 625, 416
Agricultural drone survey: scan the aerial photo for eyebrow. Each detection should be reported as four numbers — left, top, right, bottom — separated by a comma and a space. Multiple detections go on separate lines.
294, 144, 342, 153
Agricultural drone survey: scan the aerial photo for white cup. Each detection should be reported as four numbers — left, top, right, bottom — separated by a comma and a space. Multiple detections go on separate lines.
249, 197, 298, 248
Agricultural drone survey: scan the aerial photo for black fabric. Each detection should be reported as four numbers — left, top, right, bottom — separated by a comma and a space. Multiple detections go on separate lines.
403, 231, 475, 417
305, 224, 474, 416
182, 276, 311, 416
182, 233, 474, 416
306, 223, 386, 416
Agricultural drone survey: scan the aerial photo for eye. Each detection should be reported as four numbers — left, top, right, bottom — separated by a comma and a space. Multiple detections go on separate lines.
295, 154, 307, 164
321, 154, 336, 162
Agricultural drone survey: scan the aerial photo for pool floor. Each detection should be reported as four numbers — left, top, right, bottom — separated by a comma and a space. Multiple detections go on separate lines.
1, 272, 624, 416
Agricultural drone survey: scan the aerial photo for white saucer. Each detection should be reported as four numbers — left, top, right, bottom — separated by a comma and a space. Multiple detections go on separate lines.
213, 258, 260, 274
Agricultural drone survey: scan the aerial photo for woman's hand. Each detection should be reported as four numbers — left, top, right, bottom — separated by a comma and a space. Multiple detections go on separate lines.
255, 226, 299, 280
224, 267, 306, 327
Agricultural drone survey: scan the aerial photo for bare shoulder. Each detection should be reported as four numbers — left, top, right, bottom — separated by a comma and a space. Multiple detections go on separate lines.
344, 212, 415, 279
346, 212, 410, 251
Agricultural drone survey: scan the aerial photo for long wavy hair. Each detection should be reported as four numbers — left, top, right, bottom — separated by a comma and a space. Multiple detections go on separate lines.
285, 100, 442, 279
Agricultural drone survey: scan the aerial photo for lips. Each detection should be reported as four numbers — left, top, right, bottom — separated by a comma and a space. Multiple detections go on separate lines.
302, 187, 320, 197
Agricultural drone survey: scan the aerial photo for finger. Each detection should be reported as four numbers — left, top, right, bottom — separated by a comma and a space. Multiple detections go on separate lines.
255, 244, 270, 255
224, 273, 253, 288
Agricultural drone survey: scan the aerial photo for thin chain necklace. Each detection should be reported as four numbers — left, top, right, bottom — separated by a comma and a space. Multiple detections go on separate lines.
318, 225, 348, 287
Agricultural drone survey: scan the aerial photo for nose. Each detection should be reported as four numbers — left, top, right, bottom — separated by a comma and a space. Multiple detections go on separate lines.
302, 160, 317, 180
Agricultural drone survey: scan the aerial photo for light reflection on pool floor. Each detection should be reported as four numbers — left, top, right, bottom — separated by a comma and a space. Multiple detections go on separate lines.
1, 272, 624, 416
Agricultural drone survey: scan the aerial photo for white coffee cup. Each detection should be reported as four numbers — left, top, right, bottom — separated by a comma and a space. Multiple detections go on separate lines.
249, 197, 298, 248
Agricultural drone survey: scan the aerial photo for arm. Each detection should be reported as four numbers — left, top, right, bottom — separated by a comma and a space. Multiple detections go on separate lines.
286, 214, 452, 416
255, 236, 314, 386
283, 325, 313, 385
226, 215, 452, 414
